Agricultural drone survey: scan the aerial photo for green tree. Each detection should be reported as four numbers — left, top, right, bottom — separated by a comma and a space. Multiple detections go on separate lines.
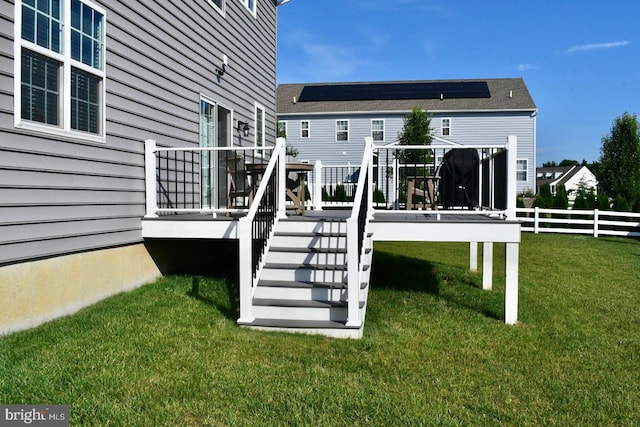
396, 107, 433, 203
553, 184, 569, 209
559, 159, 579, 166
533, 182, 553, 208
599, 112, 640, 209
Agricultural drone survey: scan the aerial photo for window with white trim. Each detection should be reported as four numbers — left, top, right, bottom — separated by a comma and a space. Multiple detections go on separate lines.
371, 119, 384, 142
16, 0, 106, 140
517, 159, 528, 181
277, 120, 287, 138
240, 0, 256, 15
441, 118, 451, 136
336, 120, 349, 142
300, 120, 309, 138
255, 102, 265, 155
207, 0, 225, 15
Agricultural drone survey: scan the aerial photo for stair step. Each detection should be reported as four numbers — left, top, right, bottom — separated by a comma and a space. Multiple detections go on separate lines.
264, 263, 347, 271
254, 298, 351, 309
258, 279, 346, 288
241, 318, 359, 329
269, 246, 347, 254
274, 231, 347, 238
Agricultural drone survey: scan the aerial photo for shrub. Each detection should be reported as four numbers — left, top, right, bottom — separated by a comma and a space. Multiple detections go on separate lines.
334, 184, 347, 202
553, 184, 569, 209
373, 189, 386, 204
615, 196, 631, 212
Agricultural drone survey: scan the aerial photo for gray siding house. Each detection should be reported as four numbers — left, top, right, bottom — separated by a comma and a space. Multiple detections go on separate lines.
277, 78, 537, 195
0, 0, 279, 334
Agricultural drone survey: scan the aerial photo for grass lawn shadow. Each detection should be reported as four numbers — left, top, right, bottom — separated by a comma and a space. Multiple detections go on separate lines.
187, 276, 240, 320
370, 249, 503, 322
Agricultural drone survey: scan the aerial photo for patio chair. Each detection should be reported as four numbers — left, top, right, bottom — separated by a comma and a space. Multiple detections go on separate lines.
227, 153, 252, 209
406, 163, 441, 210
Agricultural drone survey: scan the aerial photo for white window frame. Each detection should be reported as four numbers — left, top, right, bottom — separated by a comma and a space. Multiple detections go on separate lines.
371, 119, 384, 142
254, 102, 265, 155
207, 0, 225, 15
14, 0, 107, 143
277, 120, 287, 138
300, 120, 310, 138
517, 159, 528, 182
441, 118, 451, 136
239, 0, 256, 17
336, 120, 349, 142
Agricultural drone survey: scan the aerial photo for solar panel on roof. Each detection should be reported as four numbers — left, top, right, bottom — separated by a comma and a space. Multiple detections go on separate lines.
297, 81, 491, 102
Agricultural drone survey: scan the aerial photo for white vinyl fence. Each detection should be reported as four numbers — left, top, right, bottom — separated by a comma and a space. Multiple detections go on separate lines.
516, 207, 640, 238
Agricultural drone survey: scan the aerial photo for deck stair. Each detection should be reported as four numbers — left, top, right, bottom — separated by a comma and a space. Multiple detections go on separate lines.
239, 215, 372, 338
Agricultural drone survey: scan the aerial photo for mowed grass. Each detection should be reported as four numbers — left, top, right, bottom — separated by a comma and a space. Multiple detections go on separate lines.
1, 233, 639, 426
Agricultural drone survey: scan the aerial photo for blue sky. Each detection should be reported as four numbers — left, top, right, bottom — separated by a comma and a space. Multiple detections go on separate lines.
276, 0, 639, 165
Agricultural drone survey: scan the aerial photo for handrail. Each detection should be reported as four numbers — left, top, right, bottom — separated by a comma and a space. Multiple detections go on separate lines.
238, 138, 286, 323
345, 137, 374, 328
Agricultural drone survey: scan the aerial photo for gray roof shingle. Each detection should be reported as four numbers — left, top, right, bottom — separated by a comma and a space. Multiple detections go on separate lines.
277, 78, 536, 115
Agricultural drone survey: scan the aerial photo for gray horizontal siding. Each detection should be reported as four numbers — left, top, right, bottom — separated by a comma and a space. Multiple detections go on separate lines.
0, 0, 277, 265
282, 110, 536, 193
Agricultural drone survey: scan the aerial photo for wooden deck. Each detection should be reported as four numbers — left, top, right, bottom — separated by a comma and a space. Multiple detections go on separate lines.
142, 209, 520, 244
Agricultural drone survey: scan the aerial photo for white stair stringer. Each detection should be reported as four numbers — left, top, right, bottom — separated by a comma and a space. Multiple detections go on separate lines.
238, 216, 372, 339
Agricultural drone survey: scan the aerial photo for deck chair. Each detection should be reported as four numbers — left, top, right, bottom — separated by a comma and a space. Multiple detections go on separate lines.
227, 153, 252, 209
406, 163, 441, 210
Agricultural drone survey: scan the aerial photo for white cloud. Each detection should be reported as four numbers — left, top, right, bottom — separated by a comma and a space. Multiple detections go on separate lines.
564, 40, 630, 54
518, 63, 538, 72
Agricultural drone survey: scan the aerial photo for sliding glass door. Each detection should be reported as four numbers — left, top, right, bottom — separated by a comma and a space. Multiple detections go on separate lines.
200, 97, 231, 208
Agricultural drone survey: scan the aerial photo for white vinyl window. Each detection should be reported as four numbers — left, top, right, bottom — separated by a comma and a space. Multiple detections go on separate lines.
517, 159, 528, 181
371, 119, 384, 142
255, 102, 265, 155
240, 0, 256, 16
336, 120, 349, 142
277, 120, 287, 138
207, 0, 225, 15
15, 0, 106, 141
301, 120, 309, 138
441, 118, 451, 136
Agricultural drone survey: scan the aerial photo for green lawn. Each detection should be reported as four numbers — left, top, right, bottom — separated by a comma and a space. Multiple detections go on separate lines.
1, 234, 639, 426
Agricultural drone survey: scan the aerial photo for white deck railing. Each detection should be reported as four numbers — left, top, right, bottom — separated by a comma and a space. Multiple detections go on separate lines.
305, 135, 519, 219
345, 137, 374, 328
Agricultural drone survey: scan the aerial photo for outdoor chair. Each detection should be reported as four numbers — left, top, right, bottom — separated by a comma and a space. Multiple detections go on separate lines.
406, 163, 441, 210
227, 153, 252, 209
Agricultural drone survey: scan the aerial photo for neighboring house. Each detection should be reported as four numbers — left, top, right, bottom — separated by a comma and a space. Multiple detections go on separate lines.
277, 78, 537, 194
1, 0, 279, 334
536, 165, 598, 204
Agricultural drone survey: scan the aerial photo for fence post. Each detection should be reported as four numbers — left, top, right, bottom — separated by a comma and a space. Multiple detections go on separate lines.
534, 206, 540, 234
314, 160, 323, 210
593, 209, 599, 238
144, 139, 158, 218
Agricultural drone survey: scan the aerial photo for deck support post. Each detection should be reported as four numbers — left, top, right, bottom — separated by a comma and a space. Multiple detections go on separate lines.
144, 139, 158, 218
504, 242, 519, 324
237, 217, 254, 324
469, 241, 478, 272
482, 242, 493, 290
